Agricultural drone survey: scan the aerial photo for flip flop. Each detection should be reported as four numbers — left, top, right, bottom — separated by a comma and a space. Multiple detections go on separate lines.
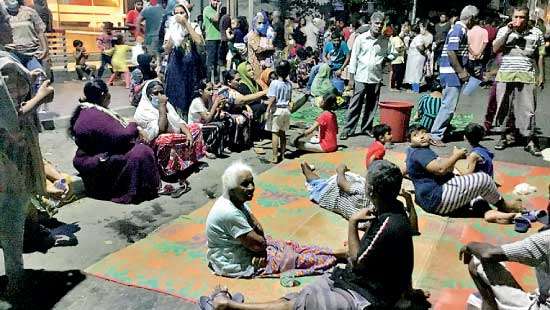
171, 182, 191, 198
521, 210, 548, 223
514, 216, 531, 233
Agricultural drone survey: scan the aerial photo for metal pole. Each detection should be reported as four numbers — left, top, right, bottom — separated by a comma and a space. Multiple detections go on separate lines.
248, 0, 253, 25
411, 0, 417, 23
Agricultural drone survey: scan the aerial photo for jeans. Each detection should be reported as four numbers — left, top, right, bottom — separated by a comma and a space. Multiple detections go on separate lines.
205, 40, 220, 83
430, 85, 462, 140
97, 54, 112, 78
306, 64, 322, 90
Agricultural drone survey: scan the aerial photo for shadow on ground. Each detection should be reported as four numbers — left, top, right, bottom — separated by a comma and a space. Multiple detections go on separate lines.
0, 269, 86, 309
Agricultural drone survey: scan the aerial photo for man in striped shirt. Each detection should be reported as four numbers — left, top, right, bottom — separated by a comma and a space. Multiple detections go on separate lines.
492, 6, 545, 156
430, 5, 479, 147
460, 229, 550, 309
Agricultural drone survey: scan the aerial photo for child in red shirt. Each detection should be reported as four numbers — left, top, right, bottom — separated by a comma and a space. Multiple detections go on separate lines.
293, 94, 338, 153
365, 124, 392, 168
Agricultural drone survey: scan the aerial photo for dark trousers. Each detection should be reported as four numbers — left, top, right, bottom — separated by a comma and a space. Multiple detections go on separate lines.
205, 40, 220, 83
390, 63, 405, 89
97, 54, 112, 78
344, 81, 381, 135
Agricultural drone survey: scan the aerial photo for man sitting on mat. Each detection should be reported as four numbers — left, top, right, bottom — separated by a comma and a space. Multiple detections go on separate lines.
300, 161, 419, 234
460, 227, 550, 309
204, 161, 346, 279
203, 160, 427, 310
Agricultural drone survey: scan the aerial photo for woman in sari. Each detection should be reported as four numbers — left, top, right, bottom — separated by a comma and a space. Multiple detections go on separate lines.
163, 4, 204, 117
69, 80, 160, 204
0, 53, 55, 294
130, 53, 157, 107
205, 161, 345, 279
218, 70, 267, 151
246, 12, 275, 79
134, 80, 208, 195
311, 63, 337, 99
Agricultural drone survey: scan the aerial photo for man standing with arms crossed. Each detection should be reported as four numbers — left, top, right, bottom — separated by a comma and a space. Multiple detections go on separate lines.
492, 6, 545, 156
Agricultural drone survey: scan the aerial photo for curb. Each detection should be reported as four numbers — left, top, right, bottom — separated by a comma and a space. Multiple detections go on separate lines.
41, 106, 136, 130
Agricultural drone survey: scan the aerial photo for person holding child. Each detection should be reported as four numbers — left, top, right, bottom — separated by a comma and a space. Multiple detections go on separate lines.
264, 60, 292, 163
405, 124, 524, 224
365, 124, 392, 169
293, 93, 338, 154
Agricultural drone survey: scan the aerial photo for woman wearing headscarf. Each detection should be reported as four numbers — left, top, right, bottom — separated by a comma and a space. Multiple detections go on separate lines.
311, 63, 337, 99
134, 80, 209, 189
163, 3, 204, 117
246, 12, 275, 79
258, 67, 275, 90
236, 62, 268, 143
301, 16, 319, 50
130, 53, 157, 106
69, 79, 160, 204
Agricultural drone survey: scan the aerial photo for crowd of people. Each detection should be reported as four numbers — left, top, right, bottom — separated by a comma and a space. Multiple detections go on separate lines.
1, 0, 550, 307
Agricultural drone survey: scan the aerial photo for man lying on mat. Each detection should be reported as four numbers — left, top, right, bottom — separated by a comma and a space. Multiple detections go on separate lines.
300, 161, 420, 234
205, 161, 347, 279
201, 160, 429, 310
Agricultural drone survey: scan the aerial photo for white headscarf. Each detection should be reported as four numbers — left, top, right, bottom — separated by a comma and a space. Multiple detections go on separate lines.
164, 4, 201, 48
134, 79, 186, 142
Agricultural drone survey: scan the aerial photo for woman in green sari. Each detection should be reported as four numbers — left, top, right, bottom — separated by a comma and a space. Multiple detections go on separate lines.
310, 63, 337, 99
236, 62, 267, 143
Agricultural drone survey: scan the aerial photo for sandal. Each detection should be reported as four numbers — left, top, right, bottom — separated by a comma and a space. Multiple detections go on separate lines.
171, 182, 191, 198
159, 184, 175, 195
514, 216, 531, 233
521, 210, 547, 223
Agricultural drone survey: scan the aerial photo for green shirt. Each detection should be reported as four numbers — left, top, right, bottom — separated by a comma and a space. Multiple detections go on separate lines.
202, 5, 220, 41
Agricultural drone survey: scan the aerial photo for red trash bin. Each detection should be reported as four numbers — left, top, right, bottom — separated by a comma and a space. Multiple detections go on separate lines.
378, 100, 414, 143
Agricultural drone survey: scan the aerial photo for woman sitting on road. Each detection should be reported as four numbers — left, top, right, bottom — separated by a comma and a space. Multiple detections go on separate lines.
205, 161, 345, 279
134, 80, 209, 197
218, 70, 267, 151
69, 80, 160, 204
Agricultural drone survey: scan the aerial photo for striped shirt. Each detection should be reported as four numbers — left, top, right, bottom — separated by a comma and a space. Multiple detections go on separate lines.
318, 173, 373, 221
439, 21, 469, 87
495, 26, 545, 84
501, 230, 550, 308
416, 93, 442, 131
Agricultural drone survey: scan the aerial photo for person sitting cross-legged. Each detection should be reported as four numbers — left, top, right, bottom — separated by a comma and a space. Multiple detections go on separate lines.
206, 160, 426, 310
460, 226, 550, 309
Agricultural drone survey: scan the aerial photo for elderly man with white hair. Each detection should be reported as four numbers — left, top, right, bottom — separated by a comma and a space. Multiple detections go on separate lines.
429, 5, 479, 147
340, 11, 396, 140
202, 160, 421, 310
204, 161, 343, 282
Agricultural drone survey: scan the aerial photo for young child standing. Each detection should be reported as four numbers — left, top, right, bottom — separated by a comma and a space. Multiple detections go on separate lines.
293, 93, 338, 153
96, 22, 114, 78
265, 60, 292, 163
105, 35, 131, 88
365, 124, 393, 168
413, 82, 443, 132
72, 40, 96, 80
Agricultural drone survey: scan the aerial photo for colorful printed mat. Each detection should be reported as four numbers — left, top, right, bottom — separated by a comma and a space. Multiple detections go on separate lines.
85, 149, 550, 308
